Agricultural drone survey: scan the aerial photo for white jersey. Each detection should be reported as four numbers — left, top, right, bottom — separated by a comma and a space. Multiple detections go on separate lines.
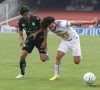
47, 20, 81, 56
47, 20, 79, 40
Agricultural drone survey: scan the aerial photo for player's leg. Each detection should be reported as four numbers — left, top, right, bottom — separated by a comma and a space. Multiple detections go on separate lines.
70, 37, 82, 64
36, 39, 49, 62
49, 40, 68, 80
15, 39, 33, 78
15, 50, 28, 78
40, 53, 49, 62
39, 48, 49, 61
49, 50, 65, 80
73, 56, 81, 64
73, 45, 82, 64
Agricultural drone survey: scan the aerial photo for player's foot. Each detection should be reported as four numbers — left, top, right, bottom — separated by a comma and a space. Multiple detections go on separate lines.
49, 75, 59, 80
46, 54, 49, 60
15, 74, 24, 78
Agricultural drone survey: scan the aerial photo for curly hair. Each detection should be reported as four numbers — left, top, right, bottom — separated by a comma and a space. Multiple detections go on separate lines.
20, 6, 30, 15
41, 16, 55, 29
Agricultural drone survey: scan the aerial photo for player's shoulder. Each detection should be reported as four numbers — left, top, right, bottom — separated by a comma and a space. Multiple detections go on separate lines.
55, 20, 68, 23
30, 15, 41, 21
55, 20, 68, 27
18, 17, 25, 24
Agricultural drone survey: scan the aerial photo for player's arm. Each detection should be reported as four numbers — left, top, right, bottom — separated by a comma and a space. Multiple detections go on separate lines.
19, 30, 24, 47
43, 29, 48, 44
29, 28, 43, 38
18, 21, 24, 47
41, 29, 48, 48
70, 18, 97, 26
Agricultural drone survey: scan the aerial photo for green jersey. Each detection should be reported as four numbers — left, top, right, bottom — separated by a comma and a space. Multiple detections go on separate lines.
18, 15, 44, 40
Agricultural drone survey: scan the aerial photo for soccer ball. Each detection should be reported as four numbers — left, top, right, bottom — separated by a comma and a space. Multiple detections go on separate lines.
83, 72, 96, 84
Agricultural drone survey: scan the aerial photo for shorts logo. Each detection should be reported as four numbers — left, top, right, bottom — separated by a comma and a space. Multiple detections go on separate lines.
75, 53, 78, 54
23, 44, 29, 48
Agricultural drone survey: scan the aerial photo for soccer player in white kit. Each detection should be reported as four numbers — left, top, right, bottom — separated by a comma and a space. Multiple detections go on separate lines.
41, 16, 97, 80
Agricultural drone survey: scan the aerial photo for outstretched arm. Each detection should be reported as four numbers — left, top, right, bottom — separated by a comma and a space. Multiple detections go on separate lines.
70, 18, 97, 26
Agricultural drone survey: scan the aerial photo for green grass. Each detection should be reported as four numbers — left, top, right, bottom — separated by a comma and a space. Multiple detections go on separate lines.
0, 33, 100, 90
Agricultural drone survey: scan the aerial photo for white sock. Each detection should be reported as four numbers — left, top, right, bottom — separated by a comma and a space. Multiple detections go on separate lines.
55, 64, 61, 77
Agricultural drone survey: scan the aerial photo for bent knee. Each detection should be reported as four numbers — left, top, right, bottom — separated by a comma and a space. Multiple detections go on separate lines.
74, 59, 81, 64
41, 59, 46, 62
74, 56, 81, 64
40, 57, 46, 62
74, 61, 80, 64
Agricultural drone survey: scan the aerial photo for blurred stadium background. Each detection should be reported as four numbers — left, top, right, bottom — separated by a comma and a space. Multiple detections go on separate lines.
0, 1, 100, 90
0, 0, 100, 34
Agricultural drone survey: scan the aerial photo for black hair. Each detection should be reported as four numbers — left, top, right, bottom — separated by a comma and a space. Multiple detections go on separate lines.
20, 6, 30, 15
41, 16, 55, 29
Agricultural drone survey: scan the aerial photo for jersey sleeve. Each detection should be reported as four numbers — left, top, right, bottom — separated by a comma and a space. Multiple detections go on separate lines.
57, 20, 71, 27
18, 21, 23, 32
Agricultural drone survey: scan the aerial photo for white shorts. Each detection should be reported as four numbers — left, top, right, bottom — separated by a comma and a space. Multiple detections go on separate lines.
57, 36, 81, 56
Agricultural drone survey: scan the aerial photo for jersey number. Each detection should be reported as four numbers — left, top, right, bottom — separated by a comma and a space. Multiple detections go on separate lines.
57, 32, 69, 39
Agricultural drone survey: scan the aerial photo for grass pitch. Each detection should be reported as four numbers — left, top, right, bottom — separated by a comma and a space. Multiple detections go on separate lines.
0, 33, 100, 90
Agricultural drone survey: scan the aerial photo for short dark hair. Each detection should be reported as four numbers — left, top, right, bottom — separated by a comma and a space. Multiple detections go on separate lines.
41, 16, 55, 29
20, 6, 30, 15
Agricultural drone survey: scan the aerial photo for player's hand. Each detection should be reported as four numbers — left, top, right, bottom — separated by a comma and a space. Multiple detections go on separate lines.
20, 41, 23, 47
91, 18, 97, 24
41, 41, 46, 48
29, 33, 37, 39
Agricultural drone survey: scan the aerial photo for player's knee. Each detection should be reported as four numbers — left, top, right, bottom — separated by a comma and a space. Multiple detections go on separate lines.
40, 57, 46, 62
20, 52, 28, 60
74, 56, 81, 64
41, 59, 46, 62
74, 62, 80, 64
20, 55, 26, 60
74, 60, 80, 64
56, 55, 62, 60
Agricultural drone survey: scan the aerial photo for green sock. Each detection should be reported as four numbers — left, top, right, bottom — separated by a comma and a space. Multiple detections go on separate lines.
20, 60, 26, 75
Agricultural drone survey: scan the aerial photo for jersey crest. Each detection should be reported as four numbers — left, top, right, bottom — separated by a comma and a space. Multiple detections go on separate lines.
32, 22, 35, 26
22, 24, 25, 27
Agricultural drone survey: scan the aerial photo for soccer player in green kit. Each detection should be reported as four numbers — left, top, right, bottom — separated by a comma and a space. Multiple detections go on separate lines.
15, 6, 49, 78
